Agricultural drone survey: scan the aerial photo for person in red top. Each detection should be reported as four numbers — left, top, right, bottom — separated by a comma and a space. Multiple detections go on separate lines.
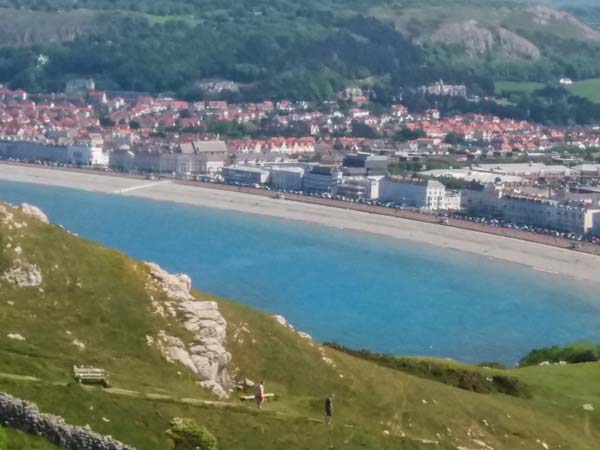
255, 380, 265, 409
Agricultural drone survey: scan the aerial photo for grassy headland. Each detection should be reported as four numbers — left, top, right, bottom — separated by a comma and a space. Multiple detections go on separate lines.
0, 202, 599, 449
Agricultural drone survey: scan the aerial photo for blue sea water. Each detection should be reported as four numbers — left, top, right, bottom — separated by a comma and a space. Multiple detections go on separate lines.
1, 180, 599, 365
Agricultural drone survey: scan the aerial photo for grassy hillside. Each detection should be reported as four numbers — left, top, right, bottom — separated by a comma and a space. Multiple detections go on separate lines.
567, 79, 600, 103
4, 428, 61, 450
496, 78, 600, 103
0, 202, 599, 450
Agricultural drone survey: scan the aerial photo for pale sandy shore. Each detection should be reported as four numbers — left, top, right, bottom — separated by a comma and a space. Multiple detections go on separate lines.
1, 164, 599, 284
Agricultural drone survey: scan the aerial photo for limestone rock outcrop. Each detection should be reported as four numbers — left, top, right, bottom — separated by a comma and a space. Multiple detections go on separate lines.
273, 314, 313, 341
19, 203, 50, 224
146, 262, 231, 399
146, 262, 193, 301
2, 263, 42, 287
273, 314, 295, 330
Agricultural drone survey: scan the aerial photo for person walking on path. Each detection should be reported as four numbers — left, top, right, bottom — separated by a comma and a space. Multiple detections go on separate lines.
325, 394, 334, 425
255, 381, 265, 409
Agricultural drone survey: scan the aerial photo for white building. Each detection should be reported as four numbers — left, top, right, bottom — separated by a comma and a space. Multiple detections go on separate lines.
222, 166, 270, 185
462, 185, 505, 216
423, 168, 524, 185
472, 163, 571, 181
379, 177, 459, 210
302, 166, 342, 194
68, 144, 109, 167
181, 140, 228, 174
499, 195, 600, 235
572, 164, 600, 179
270, 166, 305, 191
462, 185, 600, 235
0, 140, 108, 167
335, 176, 383, 200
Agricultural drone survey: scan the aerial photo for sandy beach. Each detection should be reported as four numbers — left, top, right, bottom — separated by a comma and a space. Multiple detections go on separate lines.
0, 163, 599, 284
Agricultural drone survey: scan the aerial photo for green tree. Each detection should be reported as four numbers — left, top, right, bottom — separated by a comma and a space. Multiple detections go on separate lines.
100, 116, 116, 127
393, 127, 426, 142
167, 418, 218, 450
350, 121, 380, 138
444, 132, 465, 145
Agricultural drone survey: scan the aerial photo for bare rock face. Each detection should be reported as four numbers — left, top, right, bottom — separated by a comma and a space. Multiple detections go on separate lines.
496, 27, 541, 59
273, 314, 313, 341
146, 262, 231, 399
146, 262, 193, 301
426, 20, 540, 59
526, 5, 600, 42
273, 314, 295, 331
19, 203, 49, 224
2, 263, 43, 287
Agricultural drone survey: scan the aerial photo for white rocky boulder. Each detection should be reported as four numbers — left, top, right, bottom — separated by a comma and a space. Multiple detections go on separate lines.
273, 314, 313, 341
19, 203, 49, 224
157, 332, 199, 375
7, 333, 26, 341
146, 262, 193, 301
273, 314, 295, 330
147, 262, 231, 399
2, 263, 43, 287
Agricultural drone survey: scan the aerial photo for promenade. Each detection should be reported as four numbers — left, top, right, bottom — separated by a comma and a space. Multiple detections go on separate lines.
0, 162, 599, 284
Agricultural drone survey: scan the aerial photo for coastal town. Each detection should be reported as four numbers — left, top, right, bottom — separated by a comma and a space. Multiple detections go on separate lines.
0, 81, 599, 244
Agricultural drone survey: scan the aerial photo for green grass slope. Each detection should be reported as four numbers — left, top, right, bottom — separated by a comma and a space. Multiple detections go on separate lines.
4, 428, 61, 450
0, 202, 599, 450
495, 78, 600, 103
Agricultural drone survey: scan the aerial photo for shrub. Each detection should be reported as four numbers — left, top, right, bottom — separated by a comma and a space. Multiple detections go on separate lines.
167, 418, 218, 450
324, 342, 529, 398
519, 342, 600, 366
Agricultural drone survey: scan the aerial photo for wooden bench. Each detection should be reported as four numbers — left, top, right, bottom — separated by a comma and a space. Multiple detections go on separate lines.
240, 393, 276, 402
73, 366, 111, 388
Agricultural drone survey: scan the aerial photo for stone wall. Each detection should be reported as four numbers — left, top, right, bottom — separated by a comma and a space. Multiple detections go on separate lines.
0, 393, 135, 450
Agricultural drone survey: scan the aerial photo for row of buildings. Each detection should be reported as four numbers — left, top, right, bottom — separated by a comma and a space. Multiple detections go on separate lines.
463, 185, 600, 236
0, 140, 108, 166
221, 163, 461, 211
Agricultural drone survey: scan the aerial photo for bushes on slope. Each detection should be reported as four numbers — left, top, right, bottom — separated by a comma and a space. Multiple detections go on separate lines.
519, 342, 600, 366
324, 343, 529, 397
167, 418, 218, 450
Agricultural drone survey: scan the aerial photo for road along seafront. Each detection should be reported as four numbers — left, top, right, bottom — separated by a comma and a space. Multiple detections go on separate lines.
0, 162, 599, 285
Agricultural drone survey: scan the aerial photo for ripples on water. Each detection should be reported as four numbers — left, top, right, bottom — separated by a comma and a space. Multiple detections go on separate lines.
1, 180, 599, 365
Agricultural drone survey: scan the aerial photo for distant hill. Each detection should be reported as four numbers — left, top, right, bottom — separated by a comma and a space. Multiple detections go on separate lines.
1, 201, 600, 449
0, 0, 599, 99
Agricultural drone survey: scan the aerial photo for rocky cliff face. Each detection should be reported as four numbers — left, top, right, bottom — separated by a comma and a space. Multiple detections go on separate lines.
426, 21, 540, 59
526, 5, 600, 42
18, 203, 49, 224
0, 204, 43, 288
145, 263, 232, 399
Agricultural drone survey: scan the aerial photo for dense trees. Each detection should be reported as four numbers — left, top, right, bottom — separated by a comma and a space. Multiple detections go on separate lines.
519, 342, 600, 366
0, 12, 427, 100
2, 0, 600, 125
402, 87, 600, 126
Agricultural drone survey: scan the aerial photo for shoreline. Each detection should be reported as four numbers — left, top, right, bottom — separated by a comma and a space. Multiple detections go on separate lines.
0, 163, 599, 284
